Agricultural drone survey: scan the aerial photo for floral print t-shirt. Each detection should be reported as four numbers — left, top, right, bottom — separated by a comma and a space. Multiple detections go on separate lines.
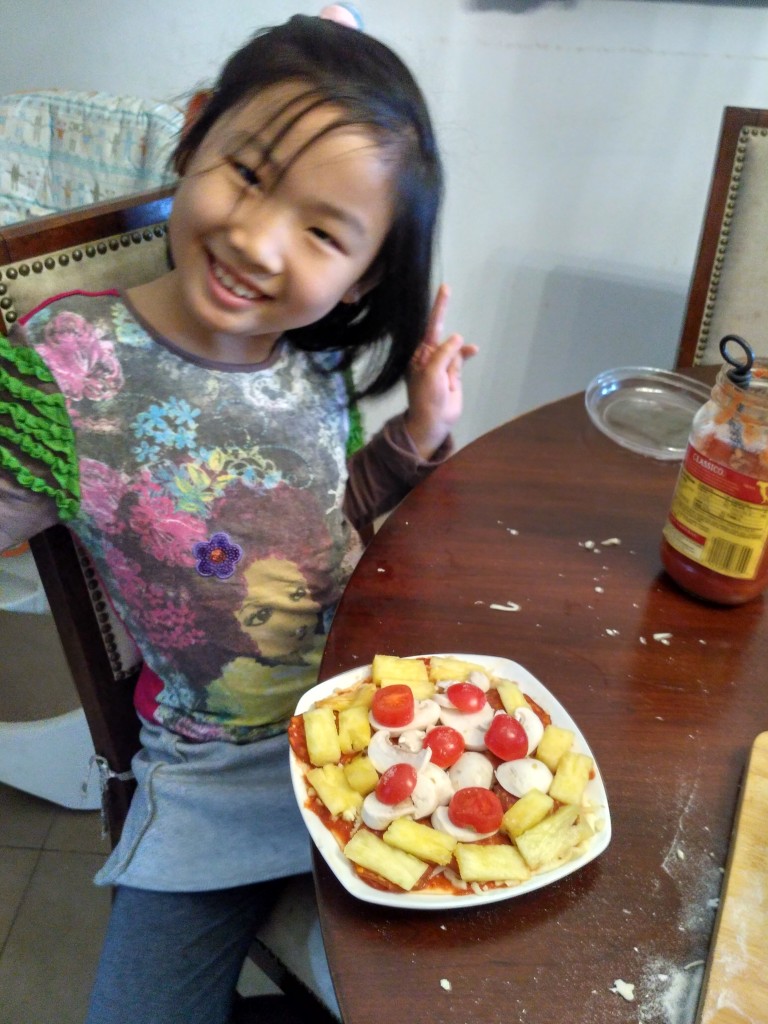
1, 290, 389, 742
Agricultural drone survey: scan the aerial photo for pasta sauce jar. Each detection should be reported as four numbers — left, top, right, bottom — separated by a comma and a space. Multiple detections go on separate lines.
661, 336, 768, 604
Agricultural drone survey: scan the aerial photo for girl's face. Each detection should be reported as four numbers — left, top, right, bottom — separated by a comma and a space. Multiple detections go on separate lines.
164, 85, 396, 362
235, 556, 321, 660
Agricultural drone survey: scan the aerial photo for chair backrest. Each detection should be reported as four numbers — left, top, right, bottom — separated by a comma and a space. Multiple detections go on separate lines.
0, 186, 173, 841
676, 106, 768, 367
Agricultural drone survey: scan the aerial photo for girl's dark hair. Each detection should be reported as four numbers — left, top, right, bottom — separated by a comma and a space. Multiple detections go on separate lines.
174, 15, 442, 398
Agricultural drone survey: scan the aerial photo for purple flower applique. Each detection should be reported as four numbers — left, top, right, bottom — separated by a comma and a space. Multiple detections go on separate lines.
193, 532, 242, 580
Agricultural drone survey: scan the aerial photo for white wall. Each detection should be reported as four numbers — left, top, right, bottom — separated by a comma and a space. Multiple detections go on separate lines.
4, 0, 768, 448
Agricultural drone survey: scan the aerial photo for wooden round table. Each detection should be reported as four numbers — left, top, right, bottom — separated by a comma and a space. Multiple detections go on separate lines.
314, 389, 767, 1024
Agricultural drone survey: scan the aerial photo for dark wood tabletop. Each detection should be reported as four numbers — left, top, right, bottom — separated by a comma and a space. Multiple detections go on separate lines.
314, 387, 768, 1024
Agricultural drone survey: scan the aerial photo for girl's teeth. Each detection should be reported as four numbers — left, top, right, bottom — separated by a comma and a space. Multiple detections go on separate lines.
212, 262, 258, 300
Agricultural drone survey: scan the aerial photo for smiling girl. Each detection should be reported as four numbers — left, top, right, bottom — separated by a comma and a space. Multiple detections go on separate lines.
0, 14, 476, 1024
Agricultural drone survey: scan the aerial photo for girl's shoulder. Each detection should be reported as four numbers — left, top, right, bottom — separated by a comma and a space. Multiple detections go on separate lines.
20, 289, 124, 330
19, 289, 156, 357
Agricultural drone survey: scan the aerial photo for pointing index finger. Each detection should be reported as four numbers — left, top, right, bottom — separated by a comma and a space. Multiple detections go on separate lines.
424, 283, 450, 351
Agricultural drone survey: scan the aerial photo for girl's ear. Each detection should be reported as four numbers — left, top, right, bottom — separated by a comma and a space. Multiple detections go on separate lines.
341, 267, 382, 305
182, 90, 211, 135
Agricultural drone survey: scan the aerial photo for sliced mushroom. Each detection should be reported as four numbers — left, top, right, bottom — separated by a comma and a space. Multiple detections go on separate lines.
495, 757, 553, 798
447, 750, 494, 791
437, 702, 494, 750
369, 698, 441, 735
361, 792, 414, 830
513, 706, 544, 755
411, 762, 454, 819
366, 730, 432, 773
431, 803, 497, 842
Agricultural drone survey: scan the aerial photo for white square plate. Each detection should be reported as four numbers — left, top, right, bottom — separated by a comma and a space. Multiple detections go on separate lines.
291, 653, 611, 909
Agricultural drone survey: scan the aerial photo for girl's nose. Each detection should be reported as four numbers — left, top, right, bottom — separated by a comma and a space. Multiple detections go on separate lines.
229, 199, 285, 276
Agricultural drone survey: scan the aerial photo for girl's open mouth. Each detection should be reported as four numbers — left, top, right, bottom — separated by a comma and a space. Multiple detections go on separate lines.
210, 257, 269, 302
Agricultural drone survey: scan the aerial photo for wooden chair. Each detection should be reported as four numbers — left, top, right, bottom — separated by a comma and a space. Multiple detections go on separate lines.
0, 189, 341, 1023
676, 106, 768, 367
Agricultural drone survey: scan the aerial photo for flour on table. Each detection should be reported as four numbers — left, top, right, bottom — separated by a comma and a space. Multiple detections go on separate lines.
636, 957, 705, 1024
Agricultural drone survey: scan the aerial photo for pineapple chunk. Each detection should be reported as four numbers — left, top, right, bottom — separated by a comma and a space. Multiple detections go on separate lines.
495, 679, 529, 713
349, 682, 376, 709
383, 818, 458, 866
378, 676, 435, 700
343, 755, 379, 796
514, 804, 587, 870
428, 656, 487, 683
501, 789, 555, 839
548, 751, 593, 806
317, 681, 376, 712
372, 654, 429, 687
454, 843, 530, 884
307, 764, 363, 820
338, 705, 371, 754
536, 724, 575, 772
344, 829, 428, 890
303, 706, 341, 766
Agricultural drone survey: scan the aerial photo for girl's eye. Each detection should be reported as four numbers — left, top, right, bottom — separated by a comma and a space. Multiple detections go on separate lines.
244, 606, 272, 627
232, 161, 262, 189
309, 226, 342, 251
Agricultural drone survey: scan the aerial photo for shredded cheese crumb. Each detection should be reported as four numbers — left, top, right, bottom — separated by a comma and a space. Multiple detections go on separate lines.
610, 980, 635, 1002
440, 978, 452, 991
601, 537, 621, 546
653, 632, 672, 645
490, 602, 520, 612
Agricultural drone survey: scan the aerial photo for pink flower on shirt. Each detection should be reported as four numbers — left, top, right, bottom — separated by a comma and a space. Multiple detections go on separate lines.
104, 546, 205, 649
38, 311, 123, 401
128, 472, 208, 566
104, 546, 144, 607
141, 597, 206, 650
79, 458, 129, 532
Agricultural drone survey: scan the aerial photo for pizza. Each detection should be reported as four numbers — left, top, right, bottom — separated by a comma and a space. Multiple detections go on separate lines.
288, 654, 607, 898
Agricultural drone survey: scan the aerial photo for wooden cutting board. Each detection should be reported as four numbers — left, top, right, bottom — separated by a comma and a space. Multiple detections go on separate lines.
695, 732, 768, 1024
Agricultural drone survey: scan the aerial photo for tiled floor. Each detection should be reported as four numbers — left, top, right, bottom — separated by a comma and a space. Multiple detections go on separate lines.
0, 779, 280, 1024
0, 782, 111, 1024
0, 587, 113, 1024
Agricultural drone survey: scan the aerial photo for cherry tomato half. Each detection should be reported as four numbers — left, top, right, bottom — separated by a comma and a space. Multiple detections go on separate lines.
448, 787, 503, 833
484, 713, 528, 761
446, 682, 486, 713
371, 684, 415, 728
375, 763, 418, 805
423, 726, 465, 769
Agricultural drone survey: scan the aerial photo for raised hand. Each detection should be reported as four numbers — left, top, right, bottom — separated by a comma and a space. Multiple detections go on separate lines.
405, 284, 478, 459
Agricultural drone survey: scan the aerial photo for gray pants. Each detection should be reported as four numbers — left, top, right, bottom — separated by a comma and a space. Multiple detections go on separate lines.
86, 881, 283, 1024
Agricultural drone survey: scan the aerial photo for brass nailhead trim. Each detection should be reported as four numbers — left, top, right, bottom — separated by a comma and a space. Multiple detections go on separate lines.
0, 221, 168, 332
695, 125, 756, 363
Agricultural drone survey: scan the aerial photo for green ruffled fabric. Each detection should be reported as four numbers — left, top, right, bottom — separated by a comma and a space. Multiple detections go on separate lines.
0, 334, 79, 519
343, 368, 364, 458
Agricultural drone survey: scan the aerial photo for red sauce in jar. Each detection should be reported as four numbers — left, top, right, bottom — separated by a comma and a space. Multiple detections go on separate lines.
661, 363, 768, 605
